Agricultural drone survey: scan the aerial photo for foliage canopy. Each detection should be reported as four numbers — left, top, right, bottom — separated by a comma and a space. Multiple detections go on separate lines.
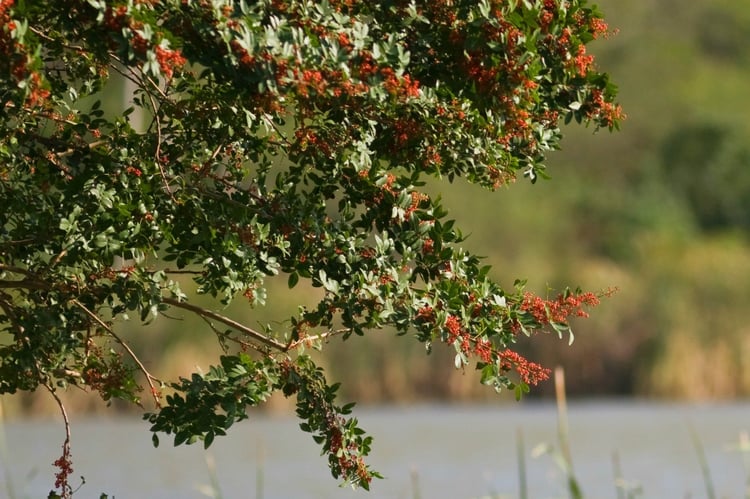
0, 0, 620, 495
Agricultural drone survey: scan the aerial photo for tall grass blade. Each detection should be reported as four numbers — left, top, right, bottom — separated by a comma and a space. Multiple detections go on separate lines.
688, 422, 715, 499
612, 451, 626, 499
554, 367, 583, 499
410, 467, 421, 499
740, 431, 750, 499
723, 431, 750, 498
204, 453, 224, 499
517, 427, 528, 499
256, 442, 265, 499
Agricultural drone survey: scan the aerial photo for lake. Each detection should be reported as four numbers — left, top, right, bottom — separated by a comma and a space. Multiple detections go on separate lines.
3, 401, 750, 498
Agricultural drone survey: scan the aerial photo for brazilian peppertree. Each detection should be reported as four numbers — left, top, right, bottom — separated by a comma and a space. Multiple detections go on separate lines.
0, 0, 621, 496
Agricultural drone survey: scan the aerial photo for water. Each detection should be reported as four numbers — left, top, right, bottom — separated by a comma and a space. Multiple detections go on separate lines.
3, 401, 750, 498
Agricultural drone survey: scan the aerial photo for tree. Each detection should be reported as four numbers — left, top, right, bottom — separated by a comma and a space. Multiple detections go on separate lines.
660, 122, 750, 232
0, 0, 621, 496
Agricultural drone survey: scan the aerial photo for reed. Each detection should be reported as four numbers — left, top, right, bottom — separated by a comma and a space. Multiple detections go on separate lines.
554, 367, 584, 499
411, 467, 422, 499
196, 453, 224, 499
735, 431, 750, 498
256, 442, 265, 499
689, 422, 716, 499
516, 427, 528, 499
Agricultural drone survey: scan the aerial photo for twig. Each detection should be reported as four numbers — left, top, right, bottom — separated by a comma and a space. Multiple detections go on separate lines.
28, 26, 86, 52
71, 299, 162, 408
55, 141, 107, 158
0, 291, 24, 337
132, 67, 178, 203
195, 182, 266, 208
0, 238, 36, 246
209, 141, 225, 162
111, 60, 177, 202
108, 57, 144, 90
49, 249, 68, 268
197, 314, 266, 354
284, 327, 352, 351
263, 113, 292, 147
198, 315, 230, 352
144, 72, 170, 101
162, 296, 287, 351
162, 269, 205, 275
5, 103, 80, 127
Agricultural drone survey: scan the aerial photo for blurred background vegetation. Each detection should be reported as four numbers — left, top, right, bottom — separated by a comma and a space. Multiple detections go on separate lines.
7, 0, 750, 416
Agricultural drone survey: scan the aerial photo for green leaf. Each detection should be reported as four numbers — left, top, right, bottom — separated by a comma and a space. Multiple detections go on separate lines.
204, 431, 215, 449
288, 271, 299, 289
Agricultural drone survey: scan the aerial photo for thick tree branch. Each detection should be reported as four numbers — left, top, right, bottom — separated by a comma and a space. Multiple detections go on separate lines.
0, 279, 48, 291
0, 264, 36, 277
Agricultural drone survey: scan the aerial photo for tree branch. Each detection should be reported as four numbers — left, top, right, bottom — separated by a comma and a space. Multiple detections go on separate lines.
0, 278, 49, 290
161, 269, 205, 275
0, 264, 36, 277
0, 271, 286, 354
141, 74, 178, 202
161, 296, 287, 351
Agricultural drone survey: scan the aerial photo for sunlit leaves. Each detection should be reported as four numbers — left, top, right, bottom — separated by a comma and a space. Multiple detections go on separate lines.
144, 354, 278, 449
0, 0, 619, 493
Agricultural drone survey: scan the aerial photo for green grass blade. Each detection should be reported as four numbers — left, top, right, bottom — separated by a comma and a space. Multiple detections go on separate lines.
517, 427, 528, 499
688, 422, 715, 499
555, 367, 583, 499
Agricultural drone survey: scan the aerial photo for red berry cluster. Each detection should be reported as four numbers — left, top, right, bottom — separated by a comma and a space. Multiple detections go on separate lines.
520, 290, 603, 326
1, 0, 49, 107
52, 443, 73, 494
102, 3, 186, 79
498, 349, 551, 385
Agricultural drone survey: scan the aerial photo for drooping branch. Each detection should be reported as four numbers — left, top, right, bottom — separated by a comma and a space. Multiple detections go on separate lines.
71, 299, 163, 408
45, 382, 74, 499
